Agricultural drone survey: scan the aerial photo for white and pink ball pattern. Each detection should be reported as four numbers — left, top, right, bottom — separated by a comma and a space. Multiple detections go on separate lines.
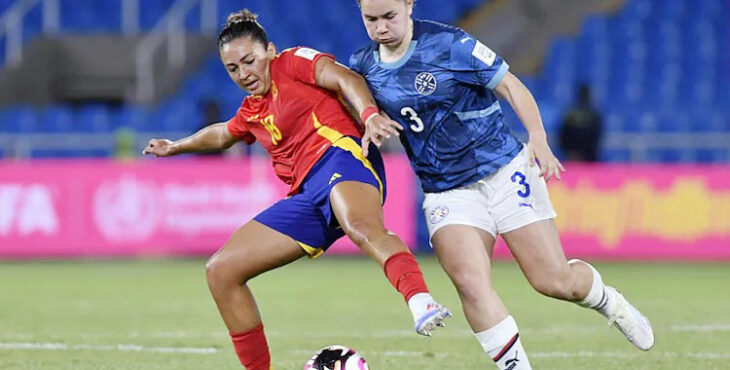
303, 345, 369, 370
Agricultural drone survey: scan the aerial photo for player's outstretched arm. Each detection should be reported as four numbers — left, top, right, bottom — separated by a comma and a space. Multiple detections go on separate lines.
313, 57, 403, 155
142, 122, 240, 157
495, 72, 565, 181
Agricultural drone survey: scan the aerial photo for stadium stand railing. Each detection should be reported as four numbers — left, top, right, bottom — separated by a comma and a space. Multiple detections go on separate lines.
0, 0, 58, 68
135, 0, 217, 102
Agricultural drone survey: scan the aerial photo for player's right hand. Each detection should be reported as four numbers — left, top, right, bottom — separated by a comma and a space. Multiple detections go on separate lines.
142, 139, 176, 157
362, 114, 403, 156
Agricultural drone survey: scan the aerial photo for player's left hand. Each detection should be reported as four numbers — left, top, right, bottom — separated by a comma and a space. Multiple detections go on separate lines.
362, 114, 403, 156
526, 136, 565, 182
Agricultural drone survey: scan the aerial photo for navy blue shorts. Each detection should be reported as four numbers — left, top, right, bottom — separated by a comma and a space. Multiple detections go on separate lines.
254, 136, 386, 257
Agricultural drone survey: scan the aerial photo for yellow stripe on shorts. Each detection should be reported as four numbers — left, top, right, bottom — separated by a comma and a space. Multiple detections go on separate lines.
297, 240, 324, 259
312, 112, 384, 203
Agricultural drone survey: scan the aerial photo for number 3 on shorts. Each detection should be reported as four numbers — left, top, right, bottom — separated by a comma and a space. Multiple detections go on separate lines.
510, 171, 531, 198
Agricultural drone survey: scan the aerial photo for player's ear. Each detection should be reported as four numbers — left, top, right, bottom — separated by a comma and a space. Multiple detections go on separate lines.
406, 0, 414, 16
266, 42, 276, 58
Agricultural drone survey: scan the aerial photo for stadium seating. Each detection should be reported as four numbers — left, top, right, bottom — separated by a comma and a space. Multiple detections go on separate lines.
0, 0, 728, 162
533, 0, 729, 161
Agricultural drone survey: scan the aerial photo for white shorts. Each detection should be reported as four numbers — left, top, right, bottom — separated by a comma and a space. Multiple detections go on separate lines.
422, 146, 557, 241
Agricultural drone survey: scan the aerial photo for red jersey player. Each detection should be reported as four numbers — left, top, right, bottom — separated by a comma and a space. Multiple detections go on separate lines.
142, 9, 450, 370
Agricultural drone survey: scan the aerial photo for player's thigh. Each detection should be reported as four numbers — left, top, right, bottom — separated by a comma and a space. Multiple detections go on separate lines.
320, 136, 388, 235
329, 180, 393, 263
501, 218, 570, 283
330, 180, 385, 228
326, 136, 387, 230
423, 181, 496, 242
208, 219, 306, 283
432, 224, 497, 288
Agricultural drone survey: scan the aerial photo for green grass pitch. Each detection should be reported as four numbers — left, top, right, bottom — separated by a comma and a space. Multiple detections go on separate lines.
1, 257, 728, 369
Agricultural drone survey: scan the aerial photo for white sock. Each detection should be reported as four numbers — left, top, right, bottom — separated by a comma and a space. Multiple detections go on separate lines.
407, 292, 434, 321
569, 259, 616, 318
474, 316, 532, 370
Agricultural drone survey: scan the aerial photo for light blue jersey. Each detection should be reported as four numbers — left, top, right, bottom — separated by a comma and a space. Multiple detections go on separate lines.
349, 20, 522, 193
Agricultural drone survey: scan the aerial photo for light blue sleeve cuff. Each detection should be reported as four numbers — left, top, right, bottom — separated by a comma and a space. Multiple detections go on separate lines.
486, 61, 509, 90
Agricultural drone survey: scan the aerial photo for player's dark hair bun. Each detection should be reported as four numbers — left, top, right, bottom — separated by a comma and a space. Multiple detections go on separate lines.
218, 9, 269, 49
225, 9, 257, 27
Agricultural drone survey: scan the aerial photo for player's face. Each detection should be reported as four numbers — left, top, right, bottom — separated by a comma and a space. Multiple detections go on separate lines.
359, 0, 413, 47
220, 37, 276, 96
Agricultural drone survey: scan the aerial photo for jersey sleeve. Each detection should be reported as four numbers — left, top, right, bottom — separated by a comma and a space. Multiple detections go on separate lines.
226, 108, 256, 144
348, 51, 363, 74
280, 47, 335, 85
450, 31, 510, 90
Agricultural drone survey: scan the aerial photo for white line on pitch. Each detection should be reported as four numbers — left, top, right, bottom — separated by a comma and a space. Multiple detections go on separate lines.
0, 342, 219, 354
533, 351, 730, 360
12, 343, 725, 361
671, 324, 730, 332
292, 349, 730, 360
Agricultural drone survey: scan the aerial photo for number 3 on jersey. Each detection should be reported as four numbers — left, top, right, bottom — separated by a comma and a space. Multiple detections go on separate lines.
400, 107, 424, 132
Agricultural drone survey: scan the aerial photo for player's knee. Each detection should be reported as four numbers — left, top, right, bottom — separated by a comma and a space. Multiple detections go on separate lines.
450, 271, 493, 305
205, 253, 250, 290
529, 271, 577, 300
340, 217, 384, 247
205, 255, 227, 287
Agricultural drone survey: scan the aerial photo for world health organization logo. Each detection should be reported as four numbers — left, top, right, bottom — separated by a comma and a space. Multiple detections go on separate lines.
414, 72, 437, 95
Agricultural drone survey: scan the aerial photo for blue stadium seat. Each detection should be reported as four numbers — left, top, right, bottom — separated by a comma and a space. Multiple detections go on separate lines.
21, 4, 42, 44
155, 99, 201, 133
620, 0, 653, 20
616, 105, 645, 132
589, 80, 610, 111
533, 99, 560, 135
687, 0, 724, 21
118, 106, 153, 132
271, 0, 312, 24
656, 110, 690, 132
415, 0, 459, 23
646, 148, 687, 162
30, 149, 73, 158
689, 111, 724, 132
0, 106, 38, 132
140, 0, 176, 30
651, 0, 686, 20
40, 105, 75, 132
694, 149, 726, 163
61, 0, 120, 31
75, 105, 115, 132
601, 148, 632, 162
577, 16, 610, 84
603, 110, 626, 133
543, 39, 577, 108
0, 1, 14, 14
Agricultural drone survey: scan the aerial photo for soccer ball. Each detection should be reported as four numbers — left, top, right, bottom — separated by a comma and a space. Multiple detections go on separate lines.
303, 345, 369, 370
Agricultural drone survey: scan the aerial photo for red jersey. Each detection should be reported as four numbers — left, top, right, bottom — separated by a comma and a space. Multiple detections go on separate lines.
227, 47, 363, 195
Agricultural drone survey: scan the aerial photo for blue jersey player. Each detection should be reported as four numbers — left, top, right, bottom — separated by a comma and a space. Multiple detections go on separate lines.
350, 1, 655, 368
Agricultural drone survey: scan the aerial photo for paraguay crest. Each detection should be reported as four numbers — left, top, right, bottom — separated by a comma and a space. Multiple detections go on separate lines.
415, 72, 437, 95
429, 204, 449, 224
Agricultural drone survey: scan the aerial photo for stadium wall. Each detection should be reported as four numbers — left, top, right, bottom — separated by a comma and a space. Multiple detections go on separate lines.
1, 157, 728, 260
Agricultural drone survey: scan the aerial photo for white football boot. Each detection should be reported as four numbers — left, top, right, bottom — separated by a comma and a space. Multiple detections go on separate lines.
414, 301, 452, 336
605, 286, 655, 350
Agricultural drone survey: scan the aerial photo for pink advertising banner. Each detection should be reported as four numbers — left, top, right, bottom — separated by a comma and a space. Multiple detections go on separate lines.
2, 159, 730, 260
491, 164, 730, 260
0, 156, 416, 258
